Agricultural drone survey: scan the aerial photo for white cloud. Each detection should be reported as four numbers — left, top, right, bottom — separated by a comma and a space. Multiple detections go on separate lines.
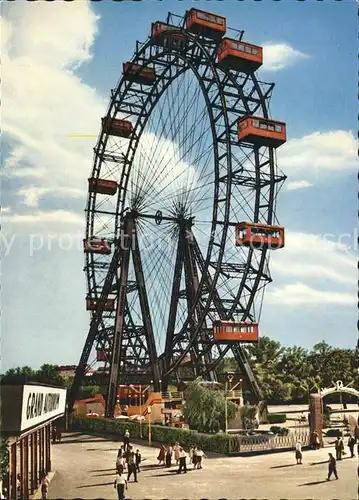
270, 231, 356, 286
278, 130, 356, 173
2, 2, 106, 208
285, 180, 313, 191
266, 231, 356, 307
262, 43, 309, 72
2, 210, 84, 227
267, 282, 355, 306
17, 186, 84, 208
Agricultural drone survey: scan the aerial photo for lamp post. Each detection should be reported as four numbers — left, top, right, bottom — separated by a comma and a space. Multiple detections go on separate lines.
225, 379, 228, 434
225, 373, 234, 434
148, 406, 152, 447
139, 384, 143, 438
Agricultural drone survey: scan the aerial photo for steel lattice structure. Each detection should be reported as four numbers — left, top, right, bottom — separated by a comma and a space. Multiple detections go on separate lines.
69, 11, 286, 416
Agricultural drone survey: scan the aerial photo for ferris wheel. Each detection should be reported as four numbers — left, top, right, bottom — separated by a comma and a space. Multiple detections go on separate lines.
70, 8, 287, 415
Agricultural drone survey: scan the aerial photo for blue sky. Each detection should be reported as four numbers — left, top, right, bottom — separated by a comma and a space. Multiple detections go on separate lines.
2, 0, 357, 372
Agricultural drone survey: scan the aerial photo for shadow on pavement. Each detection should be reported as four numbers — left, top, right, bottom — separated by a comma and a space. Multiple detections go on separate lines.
60, 438, 112, 445
86, 448, 119, 452
150, 470, 193, 478
89, 468, 115, 473
270, 464, 299, 469
77, 481, 114, 488
299, 480, 330, 486
93, 472, 117, 477
140, 464, 164, 470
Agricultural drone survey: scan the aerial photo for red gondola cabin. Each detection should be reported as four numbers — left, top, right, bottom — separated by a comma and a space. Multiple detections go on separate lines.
185, 9, 226, 40
96, 349, 110, 362
102, 117, 133, 138
86, 297, 115, 311
123, 62, 156, 85
217, 38, 263, 73
88, 178, 118, 196
213, 321, 259, 343
238, 116, 286, 148
235, 222, 285, 249
151, 22, 185, 49
83, 238, 112, 255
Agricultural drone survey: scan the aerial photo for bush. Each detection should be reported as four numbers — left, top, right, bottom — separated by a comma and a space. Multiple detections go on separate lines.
72, 417, 233, 454
325, 428, 341, 438
269, 426, 289, 436
268, 413, 286, 424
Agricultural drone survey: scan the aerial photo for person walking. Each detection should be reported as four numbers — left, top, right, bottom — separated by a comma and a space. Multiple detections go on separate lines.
157, 445, 166, 465
135, 449, 141, 472
127, 448, 138, 483
195, 447, 206, 469
165, 444, 173, 468
295, 440, 303, 465
51, 426, 57, 444
192, 446, 198, 469
114, 471, 127, 500
173, 442, 180, 465
123, 429, 130, 452
335, 436, 344, 460
56, 427, 62, 443
348, 435, 356, 458
16, 474, 21, 500
40, 475, 49, 500
177, 447, 187, 474
327, 453, 338, 480
116, 450, 125, 474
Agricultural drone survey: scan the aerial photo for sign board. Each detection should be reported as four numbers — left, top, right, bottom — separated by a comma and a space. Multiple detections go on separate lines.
20, 385, 67, 431
1, 384, 67, 435
147, 406, 152, 414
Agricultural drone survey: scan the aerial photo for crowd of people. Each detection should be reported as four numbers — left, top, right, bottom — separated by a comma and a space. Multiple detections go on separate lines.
113, 430, 207, 499
157, 442, 207, 471
294, 433, 358, 481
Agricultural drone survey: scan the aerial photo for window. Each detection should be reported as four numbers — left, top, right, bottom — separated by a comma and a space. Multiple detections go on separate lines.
252, 48, 258, 55
259, 123, 267, 130
252, 119, 260, 128
197, 11, 212, 22
238, 44, 245, 52
240, 120, 248, 130
245, 46, 252, 54
275, 124, 282, 132
268, 124, 275, 131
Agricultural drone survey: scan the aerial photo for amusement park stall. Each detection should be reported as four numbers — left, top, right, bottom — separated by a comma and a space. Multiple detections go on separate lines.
0, 383, 66, 499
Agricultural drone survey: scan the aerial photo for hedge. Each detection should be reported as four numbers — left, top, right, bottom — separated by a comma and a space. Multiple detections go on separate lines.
72, 417, 233, 454
267, 413, 286, 424
325, 428, 341, 437
269, 426, 289, 436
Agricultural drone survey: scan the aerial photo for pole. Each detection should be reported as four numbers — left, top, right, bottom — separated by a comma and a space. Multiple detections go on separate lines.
148, 409, 152, 447
139, 385, 143, 438
65, 404, 69, 432
225, 380, 228, 434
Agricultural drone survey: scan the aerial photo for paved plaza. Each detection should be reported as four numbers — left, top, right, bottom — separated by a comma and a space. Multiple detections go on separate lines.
41, 432, 357, 499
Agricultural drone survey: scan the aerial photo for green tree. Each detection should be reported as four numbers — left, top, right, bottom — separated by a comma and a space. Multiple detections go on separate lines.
183, 378, 237, 433
0, 438, 9, 483
36, 364, 65, 386
2, 364, 64, 387
78, 385, 101, 399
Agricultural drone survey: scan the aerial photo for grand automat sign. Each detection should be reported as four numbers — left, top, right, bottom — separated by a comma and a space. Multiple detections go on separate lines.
20, 385, 67, 431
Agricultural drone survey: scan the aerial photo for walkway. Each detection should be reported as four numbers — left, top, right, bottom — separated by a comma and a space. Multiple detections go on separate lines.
46, 432, 357, 499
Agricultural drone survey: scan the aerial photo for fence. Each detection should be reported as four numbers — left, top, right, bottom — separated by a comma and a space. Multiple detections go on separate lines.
229, 430, 310, 454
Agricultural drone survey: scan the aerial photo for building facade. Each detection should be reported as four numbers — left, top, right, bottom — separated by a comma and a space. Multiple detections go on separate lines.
1, 383, 66, 499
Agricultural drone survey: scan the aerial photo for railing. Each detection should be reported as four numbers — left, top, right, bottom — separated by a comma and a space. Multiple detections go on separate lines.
225, 390, 242, 399
229, 430, 310, 454
161, 391, 184, 401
